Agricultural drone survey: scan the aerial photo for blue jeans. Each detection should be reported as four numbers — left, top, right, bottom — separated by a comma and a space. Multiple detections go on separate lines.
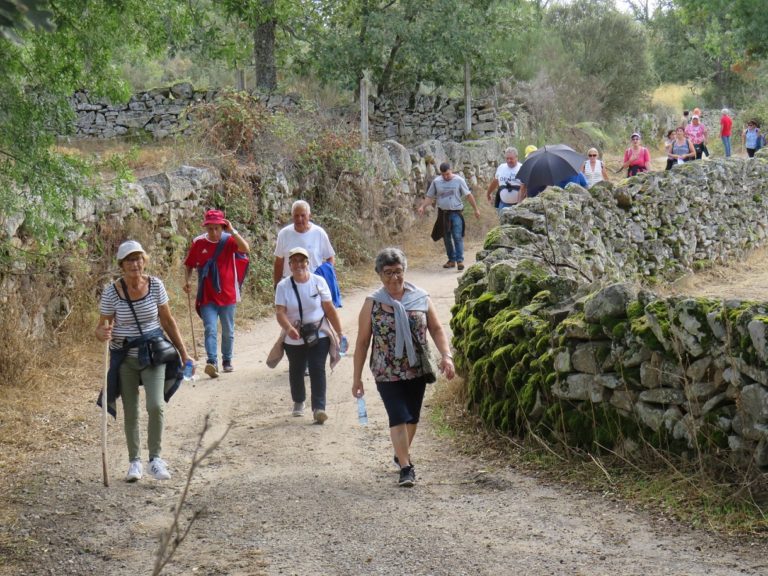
443, 211, 465, 263
722, 136, 731, 157
284, 337, 330, 411
200, 303, 236, 365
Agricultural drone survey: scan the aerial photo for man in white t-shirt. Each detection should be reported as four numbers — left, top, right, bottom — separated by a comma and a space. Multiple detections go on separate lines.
486, 147, 522, 217
273, 200, 336, 288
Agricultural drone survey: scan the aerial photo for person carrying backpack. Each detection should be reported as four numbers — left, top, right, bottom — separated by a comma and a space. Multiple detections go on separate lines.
184, 209, 250, 378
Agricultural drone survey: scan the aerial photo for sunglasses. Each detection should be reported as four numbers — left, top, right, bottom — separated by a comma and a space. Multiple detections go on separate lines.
588, 154, 597, 157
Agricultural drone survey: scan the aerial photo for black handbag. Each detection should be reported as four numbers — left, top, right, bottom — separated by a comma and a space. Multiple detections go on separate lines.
291, 277, 324, 348
120, 278, 179, 365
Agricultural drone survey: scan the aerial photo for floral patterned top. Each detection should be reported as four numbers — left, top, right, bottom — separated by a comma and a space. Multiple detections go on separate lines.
369, 301, 435, 383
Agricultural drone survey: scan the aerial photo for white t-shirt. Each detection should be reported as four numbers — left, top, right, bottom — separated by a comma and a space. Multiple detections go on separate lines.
494, 162, 522, 204
275, 274, 332, 345
274, 224, 335, 278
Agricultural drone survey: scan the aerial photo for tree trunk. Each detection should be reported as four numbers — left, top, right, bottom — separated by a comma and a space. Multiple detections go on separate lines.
253, 17, 277, 92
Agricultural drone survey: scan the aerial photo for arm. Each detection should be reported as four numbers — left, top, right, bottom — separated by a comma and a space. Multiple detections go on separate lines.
352, 299, 374, 398
465, 193, 481, 218
275, 304, 300, 341
158, 303, 191, 364
519, 183, 527, 200
94, 313, 114, 342
321, 299, 342, 336
687, 140, 695, 158
273, 256, 285, 288
425, 299, 455, 379
600, 163, 609, 181
486, 177, 499, 203
324, 255, 336, 266
417, 194, 435, 216
224, 220, 250, 253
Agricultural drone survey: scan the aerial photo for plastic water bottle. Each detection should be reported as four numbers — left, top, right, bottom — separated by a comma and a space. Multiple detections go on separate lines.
183, 359, 195, 382
339, 335, 349, 356
357, 394, 368, 425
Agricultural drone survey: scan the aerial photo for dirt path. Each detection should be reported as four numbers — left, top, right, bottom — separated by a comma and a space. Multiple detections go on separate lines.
3, 237, 767, 576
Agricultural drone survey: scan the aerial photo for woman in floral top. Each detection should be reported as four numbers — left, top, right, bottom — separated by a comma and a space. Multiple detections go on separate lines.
352, 248, 455, 487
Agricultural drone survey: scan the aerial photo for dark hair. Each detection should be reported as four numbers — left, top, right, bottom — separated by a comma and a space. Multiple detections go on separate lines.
438, 162, 451, 173
374, 247, 407, 274
667, 129, 674, 138
683, 110, 689, 116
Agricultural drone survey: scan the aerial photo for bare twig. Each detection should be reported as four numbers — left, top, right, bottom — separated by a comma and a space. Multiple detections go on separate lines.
152, 414, 232, 576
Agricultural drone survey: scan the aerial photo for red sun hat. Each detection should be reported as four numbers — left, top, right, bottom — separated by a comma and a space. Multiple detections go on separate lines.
203, 209, 226, 226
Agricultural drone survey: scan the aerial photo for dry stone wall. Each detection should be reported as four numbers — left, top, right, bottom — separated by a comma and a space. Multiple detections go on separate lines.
452, 151, 768, 469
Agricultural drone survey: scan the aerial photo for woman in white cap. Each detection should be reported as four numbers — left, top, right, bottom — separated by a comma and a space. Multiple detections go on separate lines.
275, 246, 344, 424
95, 240, 192, 482
621, 132, 651, 177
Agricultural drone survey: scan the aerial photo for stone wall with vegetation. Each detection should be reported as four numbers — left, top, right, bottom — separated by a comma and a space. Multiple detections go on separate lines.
452, 152, 768, 468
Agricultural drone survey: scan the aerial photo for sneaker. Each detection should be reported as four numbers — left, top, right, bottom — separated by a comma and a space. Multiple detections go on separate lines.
393, 454, 413, 470
125, 459, 143, 482
148, 458, 171, 480
398, 464, 416, 487
222, 361, 234, 373
292, 402, 305, 417
442, 261, 456, 269
204, 362, 219, 379
457, 262, 465, 271
313, 409, 328, 424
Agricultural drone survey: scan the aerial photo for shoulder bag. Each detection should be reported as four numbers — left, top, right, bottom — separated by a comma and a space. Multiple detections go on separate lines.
290, 277, 323, 347
120, 278, 179, 365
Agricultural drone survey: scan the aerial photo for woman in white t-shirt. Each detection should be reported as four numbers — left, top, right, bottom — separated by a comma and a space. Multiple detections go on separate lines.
582, 148, 609, 188
275, 247, 344, 423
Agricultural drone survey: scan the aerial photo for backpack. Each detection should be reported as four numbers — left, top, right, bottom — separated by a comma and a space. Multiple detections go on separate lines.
196, 233, 249, 315
756, 132, 765, 151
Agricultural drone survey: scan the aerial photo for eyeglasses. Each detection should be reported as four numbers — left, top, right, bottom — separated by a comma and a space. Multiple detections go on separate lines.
381, 269, 404, 278
588, 154, 597, 157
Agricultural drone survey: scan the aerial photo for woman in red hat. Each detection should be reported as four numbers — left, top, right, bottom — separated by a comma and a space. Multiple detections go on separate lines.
184, 209, 250, 377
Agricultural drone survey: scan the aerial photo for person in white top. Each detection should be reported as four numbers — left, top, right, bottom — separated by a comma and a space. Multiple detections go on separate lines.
273, 200, 336, 288
486, 147, 523, 217
583, 147, 609, 188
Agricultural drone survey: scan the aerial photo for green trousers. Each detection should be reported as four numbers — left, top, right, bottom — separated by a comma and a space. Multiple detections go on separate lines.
119, 356, 166, 462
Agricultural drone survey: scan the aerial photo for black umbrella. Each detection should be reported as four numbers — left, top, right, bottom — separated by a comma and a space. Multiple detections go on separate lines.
517, 144, 586, 194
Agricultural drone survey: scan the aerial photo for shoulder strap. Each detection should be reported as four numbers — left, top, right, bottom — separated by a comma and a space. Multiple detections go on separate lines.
290, 277, 304, 323
120, 278, 144, 337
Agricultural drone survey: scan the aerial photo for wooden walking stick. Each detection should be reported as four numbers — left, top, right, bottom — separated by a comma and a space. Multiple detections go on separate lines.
186, 289, 199, 361
102, 319, 110, 487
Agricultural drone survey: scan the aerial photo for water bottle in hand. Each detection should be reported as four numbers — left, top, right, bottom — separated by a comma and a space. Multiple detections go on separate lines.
357, 394, 368, 425
339, 335, 349, 356
183, 359, 195, 382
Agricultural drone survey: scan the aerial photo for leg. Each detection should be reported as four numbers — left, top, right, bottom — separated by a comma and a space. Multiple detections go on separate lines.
442, 226, 455, 264
722, 136, 731, 157
219, 304, 236, 365
390, 424, 411, 467
199, 303, 220, 365
119, 357, 143, 462
449, 211, 465, 264
306, 337, 330, 412
141, 363, 167, 461
284, 343, 307, 404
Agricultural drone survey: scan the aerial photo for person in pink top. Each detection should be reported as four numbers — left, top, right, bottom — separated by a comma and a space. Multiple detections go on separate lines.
622, 132, 651, 177
720, 108, 733, 157
685, 115, 708, 159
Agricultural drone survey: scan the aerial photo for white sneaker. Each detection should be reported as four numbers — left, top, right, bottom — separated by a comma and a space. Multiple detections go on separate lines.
125, 459, 143, 482
148, 458, 171, 480
292, 402, 305, 417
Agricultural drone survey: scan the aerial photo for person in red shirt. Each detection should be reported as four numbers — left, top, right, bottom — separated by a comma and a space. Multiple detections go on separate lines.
184, 209, 250, 378
720, 108, 733, 157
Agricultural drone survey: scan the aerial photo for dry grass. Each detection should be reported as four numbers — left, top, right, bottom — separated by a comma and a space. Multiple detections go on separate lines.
651, 83, 692, 111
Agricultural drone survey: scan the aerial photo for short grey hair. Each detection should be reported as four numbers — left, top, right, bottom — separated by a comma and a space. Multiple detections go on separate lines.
504, 147, 518, 157
374, 247, 407, 274
291, 200, 311, 215
722, 108, 730, 115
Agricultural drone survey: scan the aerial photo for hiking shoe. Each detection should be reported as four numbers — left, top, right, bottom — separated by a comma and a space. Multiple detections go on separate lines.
148, 458, 171, 481
204, 362, 219, 378
313, 409, 328, 424
125, 459, 143, 483
442, 261, 456, 268
457, 262, 465, 271
222, 361, 234, 373
292, 402, 305, 417
398, 464, 416, 487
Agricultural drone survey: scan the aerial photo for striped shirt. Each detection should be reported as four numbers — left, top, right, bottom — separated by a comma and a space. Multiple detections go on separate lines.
99, 276, 169, 355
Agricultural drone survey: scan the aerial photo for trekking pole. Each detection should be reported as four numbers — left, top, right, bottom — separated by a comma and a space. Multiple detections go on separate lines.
186, 289, 199, 361
101, 319, 110, 487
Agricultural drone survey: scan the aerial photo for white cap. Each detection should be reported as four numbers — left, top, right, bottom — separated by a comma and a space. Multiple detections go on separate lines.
116, 240, 146, 261
288, 247, 310, 259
